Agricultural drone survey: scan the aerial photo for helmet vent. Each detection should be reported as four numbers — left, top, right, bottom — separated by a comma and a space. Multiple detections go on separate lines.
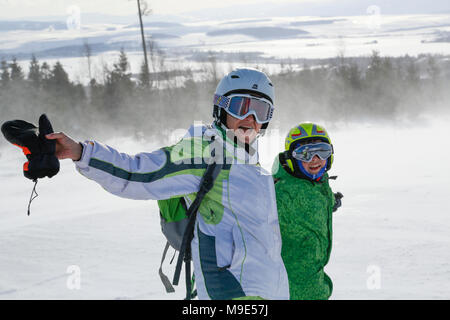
269, 82, 273, 86
231, 75, 240, 79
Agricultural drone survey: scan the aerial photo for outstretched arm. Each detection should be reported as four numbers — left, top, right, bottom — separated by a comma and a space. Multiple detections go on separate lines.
46, 132, 202, 201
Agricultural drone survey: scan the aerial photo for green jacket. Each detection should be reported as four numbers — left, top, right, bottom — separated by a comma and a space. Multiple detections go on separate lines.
272, 153, 335, 300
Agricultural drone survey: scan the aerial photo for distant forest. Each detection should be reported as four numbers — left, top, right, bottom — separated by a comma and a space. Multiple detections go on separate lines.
0, 49, 449, 144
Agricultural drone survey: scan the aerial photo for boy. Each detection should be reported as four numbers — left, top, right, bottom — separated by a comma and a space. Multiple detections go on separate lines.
272, 122, 342, 300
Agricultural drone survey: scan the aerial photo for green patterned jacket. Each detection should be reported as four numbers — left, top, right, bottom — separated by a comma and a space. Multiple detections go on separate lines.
272, 153, 335, 300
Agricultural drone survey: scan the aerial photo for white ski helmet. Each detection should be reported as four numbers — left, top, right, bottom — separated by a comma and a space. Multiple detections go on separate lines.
213, 68, 275, 129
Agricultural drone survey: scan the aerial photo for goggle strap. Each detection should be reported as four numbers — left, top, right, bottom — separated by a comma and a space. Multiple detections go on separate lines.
213, 94, 230, 109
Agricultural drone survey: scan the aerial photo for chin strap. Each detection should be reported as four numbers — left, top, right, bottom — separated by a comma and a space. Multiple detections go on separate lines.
297, 158, 327, 181
27, 179, 39, 216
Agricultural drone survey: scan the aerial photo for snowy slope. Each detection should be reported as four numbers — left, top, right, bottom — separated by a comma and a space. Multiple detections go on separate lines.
1, 114, 449, 300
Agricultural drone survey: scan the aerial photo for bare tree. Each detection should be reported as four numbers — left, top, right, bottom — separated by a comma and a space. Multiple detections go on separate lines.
207, 51, 219, 83
148, 37, 157, 73
135, 0, 152, 87
147, 37, 158, 87
83, 39, 93, 80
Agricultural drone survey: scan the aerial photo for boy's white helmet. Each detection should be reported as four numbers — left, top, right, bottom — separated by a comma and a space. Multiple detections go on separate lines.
213, 68, 275, 128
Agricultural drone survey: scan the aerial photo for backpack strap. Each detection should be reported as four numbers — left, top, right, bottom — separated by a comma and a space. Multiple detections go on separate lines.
184, 252, 192, 300
158, 241, 175, 293
172, 136, 223, 299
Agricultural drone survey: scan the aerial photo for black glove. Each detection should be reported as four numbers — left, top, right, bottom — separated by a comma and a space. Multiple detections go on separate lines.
333, 192, 343, 212
1, 114, 60, 181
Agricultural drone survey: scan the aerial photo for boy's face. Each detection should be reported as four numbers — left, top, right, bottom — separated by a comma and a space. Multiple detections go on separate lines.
297, 139, 327, 176
301, 156, 327, 176
226, 113, 262, 144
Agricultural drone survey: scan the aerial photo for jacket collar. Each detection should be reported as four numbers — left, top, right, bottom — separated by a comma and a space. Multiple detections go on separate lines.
212, 123, 259, 165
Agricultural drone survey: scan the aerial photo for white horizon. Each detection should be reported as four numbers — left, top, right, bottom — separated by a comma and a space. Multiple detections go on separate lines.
0, 0, 322, 19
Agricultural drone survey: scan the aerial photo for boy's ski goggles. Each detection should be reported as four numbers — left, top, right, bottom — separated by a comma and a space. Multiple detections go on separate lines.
214, 94, 274, 124
292, 142, 333, 162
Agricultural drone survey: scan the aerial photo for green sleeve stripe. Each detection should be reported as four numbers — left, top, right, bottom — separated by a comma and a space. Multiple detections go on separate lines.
88, 148, 207, 183
89, 148, 231, 183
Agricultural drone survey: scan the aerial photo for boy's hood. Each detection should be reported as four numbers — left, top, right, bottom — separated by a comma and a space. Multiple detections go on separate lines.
272, 152, 290, 180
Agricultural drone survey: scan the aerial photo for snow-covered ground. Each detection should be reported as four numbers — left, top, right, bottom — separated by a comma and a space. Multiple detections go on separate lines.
0, 113, 449, 300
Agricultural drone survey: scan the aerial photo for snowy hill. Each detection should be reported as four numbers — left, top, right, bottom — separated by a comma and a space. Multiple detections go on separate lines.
1, 13, 449, 87
1, 14, 449, 60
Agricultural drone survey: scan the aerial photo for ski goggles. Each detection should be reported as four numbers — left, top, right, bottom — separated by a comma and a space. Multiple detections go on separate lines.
291, 142, 333, 162
213, 94, 274, 124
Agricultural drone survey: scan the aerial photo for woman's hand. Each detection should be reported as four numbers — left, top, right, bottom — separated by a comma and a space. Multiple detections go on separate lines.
45, 132, 82, 161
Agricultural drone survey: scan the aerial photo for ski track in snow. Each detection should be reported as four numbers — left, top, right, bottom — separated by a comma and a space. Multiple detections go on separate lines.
0, 116, 449, 299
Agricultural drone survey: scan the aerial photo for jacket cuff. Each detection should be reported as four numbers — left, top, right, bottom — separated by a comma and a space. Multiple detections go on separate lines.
73, 141, 93, 168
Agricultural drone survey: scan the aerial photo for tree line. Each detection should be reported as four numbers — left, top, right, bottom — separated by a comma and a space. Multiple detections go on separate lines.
0, 49, 448, 144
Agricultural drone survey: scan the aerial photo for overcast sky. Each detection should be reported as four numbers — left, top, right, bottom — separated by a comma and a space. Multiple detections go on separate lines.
0, 0, 448, 19
0, 0, 315, 18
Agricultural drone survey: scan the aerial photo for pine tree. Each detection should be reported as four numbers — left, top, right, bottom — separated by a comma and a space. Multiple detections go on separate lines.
406, 59, 420, 85
107, 48, 133, 90
51, 61, 70, 86
43, 61, 77, 112
41, 62, 51, 77
28, 54, 42, 87
365, 50, 383, 83
10, 58, 24, 82
0, 59, 10, 87
104, 49, 134, 113
427, 55, 440, 84
115, 48, 130, 75
364, 52, 400, 118
138, 59, 151, 88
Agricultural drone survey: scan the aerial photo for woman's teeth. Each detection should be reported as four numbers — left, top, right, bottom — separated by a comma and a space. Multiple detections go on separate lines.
239, 126, 252, 132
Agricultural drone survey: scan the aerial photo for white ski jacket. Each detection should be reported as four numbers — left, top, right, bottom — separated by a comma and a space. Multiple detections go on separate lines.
74, 123, 289, 300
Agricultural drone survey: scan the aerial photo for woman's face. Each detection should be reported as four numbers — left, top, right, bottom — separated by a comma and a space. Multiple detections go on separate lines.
226, 113, 262, 144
